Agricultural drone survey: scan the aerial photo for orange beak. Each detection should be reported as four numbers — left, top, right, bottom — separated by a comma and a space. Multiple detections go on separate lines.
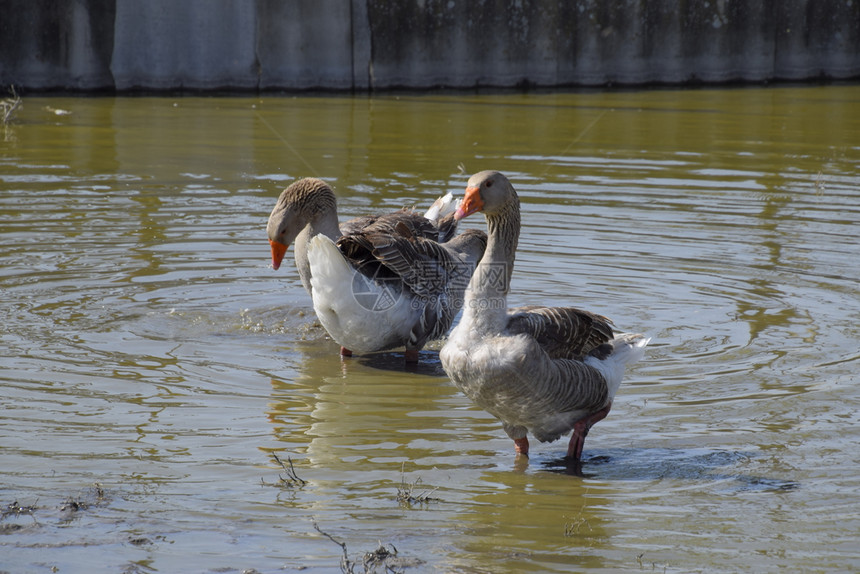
455, 185, 484, 220
269, 239, 288, 270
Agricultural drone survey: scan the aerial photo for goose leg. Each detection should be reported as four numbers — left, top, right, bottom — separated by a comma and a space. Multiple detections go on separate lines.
404, 349, 419, 363
504, 423, 530, 456
566, 403, 612, 461
340, 347, 353, 357
513, 437, 529, 456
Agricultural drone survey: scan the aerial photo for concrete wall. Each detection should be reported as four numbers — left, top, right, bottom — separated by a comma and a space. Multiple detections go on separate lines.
1, 0, 858, 92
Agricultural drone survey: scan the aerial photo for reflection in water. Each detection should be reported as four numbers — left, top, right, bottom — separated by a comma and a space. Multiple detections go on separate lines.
1, 86, 858, 573
266, 340, 493, 471
448, 469, 615, 573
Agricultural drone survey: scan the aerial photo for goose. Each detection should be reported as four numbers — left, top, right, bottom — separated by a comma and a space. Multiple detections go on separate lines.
267, 177, 487, 362
439, 171, 649, 460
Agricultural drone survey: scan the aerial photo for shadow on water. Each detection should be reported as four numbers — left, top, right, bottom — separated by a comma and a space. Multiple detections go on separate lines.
540, 448, 799, 492
350, 349, 449, 377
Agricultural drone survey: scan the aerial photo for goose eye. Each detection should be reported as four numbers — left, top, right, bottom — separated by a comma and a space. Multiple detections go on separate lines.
485, 180, 494, 188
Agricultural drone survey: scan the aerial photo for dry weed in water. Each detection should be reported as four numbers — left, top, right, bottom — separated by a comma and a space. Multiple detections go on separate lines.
313, 521, 421, 574
2, 500, 37, 520
395, 463, 440, 506
2, 86, 21, 125
262, 453, 307, 488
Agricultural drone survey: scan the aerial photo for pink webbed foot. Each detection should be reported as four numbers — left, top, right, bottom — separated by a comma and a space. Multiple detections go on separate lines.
340, 347, 353, 357
566, 403, 612, 461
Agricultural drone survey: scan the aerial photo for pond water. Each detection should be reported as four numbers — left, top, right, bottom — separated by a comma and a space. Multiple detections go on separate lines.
1, 85, 858, 573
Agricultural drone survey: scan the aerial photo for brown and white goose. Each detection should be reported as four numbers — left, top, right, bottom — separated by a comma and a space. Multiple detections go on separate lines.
267, 177, 487, 362
439, 170, 649, 460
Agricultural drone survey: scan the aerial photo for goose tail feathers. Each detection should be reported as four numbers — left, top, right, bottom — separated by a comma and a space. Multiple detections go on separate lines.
423, 192, 458, 222
609, 333, 650, 365
585, 333, 650, 400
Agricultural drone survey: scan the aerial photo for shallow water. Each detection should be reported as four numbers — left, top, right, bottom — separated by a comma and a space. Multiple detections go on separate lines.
1, 86, 859, 573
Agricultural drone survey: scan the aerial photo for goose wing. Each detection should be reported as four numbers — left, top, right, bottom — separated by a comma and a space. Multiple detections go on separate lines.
340, 203, 460, 243
345, 228, 477, 347
365, 227, 472, 296
336, 207, 466, 276
338, 213, 381, 236
506, 306, 615, 361
340, 209, 440, 239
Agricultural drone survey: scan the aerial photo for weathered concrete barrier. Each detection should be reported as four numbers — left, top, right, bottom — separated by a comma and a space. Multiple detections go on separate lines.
1, 0, 858, 92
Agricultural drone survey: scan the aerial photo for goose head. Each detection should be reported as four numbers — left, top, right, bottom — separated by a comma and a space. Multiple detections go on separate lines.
455, 170, 517, 220
267, 178, 336, 269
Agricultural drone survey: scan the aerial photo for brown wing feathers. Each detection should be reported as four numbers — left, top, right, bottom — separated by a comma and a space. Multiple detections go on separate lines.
506, 306, 614, 360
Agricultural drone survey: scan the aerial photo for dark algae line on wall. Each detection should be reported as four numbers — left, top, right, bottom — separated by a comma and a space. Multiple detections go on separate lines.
2, 0, 859, 92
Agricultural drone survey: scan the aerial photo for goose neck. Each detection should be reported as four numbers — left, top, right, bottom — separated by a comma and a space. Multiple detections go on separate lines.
462, 205, 520, 333
294, 204, 340, 294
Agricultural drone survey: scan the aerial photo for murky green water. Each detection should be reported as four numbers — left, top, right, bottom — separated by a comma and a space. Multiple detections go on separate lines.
2, 86, 859, 573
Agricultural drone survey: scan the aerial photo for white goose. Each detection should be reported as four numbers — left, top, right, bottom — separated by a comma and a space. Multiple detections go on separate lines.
439, 171, 649, 460
267, 177, 487, 362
